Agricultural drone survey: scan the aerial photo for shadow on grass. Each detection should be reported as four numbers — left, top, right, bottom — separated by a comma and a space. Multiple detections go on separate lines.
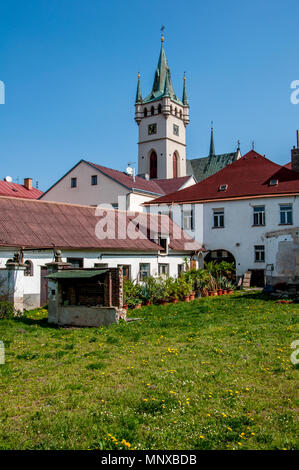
13, 315, 58, 329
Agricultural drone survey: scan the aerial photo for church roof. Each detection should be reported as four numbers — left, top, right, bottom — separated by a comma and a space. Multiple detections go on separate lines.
187, 152, 238, 182
146, 151, 299, 205
140, 38, 184, 106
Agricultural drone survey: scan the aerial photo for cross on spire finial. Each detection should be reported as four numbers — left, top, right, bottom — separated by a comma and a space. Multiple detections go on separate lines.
161, 25, 165, 43
252, 140, 255, 150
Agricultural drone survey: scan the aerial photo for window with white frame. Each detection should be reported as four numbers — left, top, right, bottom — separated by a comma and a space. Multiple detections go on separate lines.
254, 245, 265, 262
158, 263, 169, 276
139, 263, 150, 281
280, 204, 293, 225
213, 209, 224, 228
181, 205, 195, 231
253, 206, 265, 226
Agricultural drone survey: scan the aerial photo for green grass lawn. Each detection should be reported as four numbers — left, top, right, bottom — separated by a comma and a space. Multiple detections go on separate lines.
0, 292, 298, 450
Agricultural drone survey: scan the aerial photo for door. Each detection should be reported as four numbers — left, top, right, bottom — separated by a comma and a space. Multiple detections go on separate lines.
40, 266, 48, 306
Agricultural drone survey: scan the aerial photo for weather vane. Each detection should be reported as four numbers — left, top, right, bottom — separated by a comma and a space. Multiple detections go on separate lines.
161, 25, 165, 42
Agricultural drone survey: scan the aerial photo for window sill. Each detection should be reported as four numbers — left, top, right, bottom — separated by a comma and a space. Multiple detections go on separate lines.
212, 226, 224, 229
252, 225, 265, 227
278, 223, 293, 226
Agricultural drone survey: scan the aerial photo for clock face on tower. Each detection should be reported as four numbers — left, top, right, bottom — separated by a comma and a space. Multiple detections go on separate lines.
148, 123, 157, 135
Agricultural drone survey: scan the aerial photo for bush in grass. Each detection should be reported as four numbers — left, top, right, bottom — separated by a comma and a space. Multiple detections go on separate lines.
0, 300, 14, 319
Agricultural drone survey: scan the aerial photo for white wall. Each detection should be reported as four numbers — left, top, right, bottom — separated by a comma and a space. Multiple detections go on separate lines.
0, 248, 191, 308
41, 161, 129, 207
148, 195, 299, 281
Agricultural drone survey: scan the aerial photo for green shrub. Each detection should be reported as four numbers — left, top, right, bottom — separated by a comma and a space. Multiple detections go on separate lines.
0, 300, 14, 319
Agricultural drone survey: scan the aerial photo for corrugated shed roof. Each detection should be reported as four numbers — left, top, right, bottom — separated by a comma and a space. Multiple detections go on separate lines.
0, 196, 202, 253
0, 181, 42, 199
146, 151, 299, 205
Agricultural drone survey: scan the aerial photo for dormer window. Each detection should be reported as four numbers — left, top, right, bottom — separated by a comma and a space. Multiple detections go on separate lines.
219, 184, 228, 191
269, 179, 278, 186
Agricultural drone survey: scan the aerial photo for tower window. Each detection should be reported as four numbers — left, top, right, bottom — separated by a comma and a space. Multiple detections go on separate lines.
158, 104, 162, 114
179, 110, 182, 118
173, 124, 179, 136
148, 123, 157, 135
144, 108, 148, 117
151, 106, 155, 116
150, 151, 157, 179
175, 107, 177, 116
173, 152, 178, 178
170, 105, 173, 114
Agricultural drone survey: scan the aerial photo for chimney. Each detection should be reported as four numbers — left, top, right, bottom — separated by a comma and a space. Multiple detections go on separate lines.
24, 178, 32, 190
291, 130, 299, 172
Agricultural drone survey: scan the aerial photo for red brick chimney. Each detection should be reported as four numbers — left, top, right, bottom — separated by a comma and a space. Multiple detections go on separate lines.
24, 178, 32, 190
291, 130, 299, 172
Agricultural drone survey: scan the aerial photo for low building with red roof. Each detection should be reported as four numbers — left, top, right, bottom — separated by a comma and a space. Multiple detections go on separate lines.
0, 177, 42, 199
0, 196, 203, 309
145, 145, 299, 286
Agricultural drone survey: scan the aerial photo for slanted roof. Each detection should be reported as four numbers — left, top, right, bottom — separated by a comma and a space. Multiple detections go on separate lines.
187, 152, 238, 182
0, 180, 42, 199
0, 196, 202, 253
146, 151, 299, 205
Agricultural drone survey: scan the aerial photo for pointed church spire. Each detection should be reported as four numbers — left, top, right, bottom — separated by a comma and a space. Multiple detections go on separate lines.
182, 72, 188, 105
135, 72, 142, 103
209, 122, 215, 157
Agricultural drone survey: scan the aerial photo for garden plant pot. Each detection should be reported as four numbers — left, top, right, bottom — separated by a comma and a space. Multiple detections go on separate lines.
217, 289, 223, 296
223, 290, 228, 295
228, 289, 233, 294
135, 303, 142, 309
123, 304, 128, 311
184, 296, 190, 302
172, 299, 178, 304
144, 300, 151, 306
190, 294, 195, 301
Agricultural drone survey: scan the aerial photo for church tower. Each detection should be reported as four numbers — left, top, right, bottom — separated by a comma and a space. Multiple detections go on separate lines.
135, 34, 189, 180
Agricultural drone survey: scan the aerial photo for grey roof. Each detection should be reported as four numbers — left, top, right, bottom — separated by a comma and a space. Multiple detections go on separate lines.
187, 152, 238, 182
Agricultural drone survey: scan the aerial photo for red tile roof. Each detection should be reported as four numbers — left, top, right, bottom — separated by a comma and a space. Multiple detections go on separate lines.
145, 151, 299, 205
0, 196, 202, 252
284, 162, 292, 169
0, 181, 42, 199
154, 176, 192, 194
86, 161, 191, 195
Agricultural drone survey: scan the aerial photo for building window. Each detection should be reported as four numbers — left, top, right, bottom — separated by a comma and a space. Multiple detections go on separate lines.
253, 206, 265, 226
254, 245, 265, 263
112, 203, 119, 209
158, 237, 168, 253
71, 177, 77, 188
67, 257, 83, 268
158, 263, 169, 276
178, 264, 184, 276
280, 204, 293, 225
181, 206, 195, 231
118, 264, 131, 281
24, 260, 33, 277
213, 209, 224, 228
173, 124, 179, 136
91, 175, 98, 186
151, 106, 155, 115
144, 108, 147, 117
158, 104, 162, 114
94, 263, 108, 268
148, 123, 157, 135
139, 263, 150, 281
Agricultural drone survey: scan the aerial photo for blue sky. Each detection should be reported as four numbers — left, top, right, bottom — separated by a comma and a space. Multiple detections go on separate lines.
1, 0, 299, 190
